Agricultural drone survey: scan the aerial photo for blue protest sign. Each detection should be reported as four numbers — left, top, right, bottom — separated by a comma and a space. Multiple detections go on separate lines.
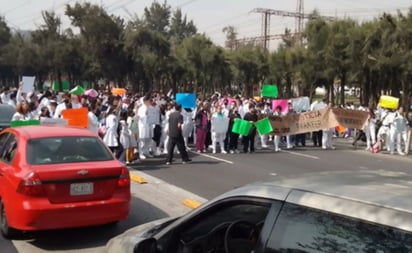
176, 93, 196, 108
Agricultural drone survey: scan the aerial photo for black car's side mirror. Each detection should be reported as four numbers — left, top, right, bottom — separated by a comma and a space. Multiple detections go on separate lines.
133, 238, 158, 253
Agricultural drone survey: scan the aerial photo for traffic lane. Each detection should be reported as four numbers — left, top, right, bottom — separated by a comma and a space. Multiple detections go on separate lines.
131, 153, 242, 200
1, 236, 18, 253
133, 148, 412, 200
132, 151, 333, 200
12, 183, 170, 253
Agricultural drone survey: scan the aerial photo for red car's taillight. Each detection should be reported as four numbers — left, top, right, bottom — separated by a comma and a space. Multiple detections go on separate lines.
117, 167, 130, 188
17, 172, 45, 197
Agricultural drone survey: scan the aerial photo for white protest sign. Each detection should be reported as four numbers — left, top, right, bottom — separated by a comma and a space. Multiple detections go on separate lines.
147, 106, 160, 125
291, 97, 310, 113
22, 76, 35, 93
211, 117, 229, 134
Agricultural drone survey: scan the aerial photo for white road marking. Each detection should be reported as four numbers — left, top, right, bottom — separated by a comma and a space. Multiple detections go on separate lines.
191, 151, 234, 164
384, 183, 411, 189
282, 151, 320, 160
359, 166, 369, 170
270, 173, 277, 176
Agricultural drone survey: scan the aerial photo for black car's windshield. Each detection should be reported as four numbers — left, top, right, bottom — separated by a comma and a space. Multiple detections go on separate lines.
27, 136, 114, 164
0, 105, 14, 125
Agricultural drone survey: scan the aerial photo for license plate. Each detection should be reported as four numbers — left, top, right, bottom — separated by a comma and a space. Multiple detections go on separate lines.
70, 183, 94, 196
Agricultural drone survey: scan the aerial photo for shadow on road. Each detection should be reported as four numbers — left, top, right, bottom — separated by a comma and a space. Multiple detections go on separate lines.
16, 196, 169, 251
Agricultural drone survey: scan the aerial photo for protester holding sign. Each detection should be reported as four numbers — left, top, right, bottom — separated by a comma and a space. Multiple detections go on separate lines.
228, 105, 241, 154
242, 105, 258, 153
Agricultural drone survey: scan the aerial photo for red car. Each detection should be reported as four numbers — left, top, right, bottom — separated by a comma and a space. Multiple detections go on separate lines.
0, 125, 131, 238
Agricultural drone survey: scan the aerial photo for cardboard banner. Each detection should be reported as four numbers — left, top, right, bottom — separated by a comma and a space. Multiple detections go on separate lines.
255, 118, 273, 135
330, 108, 369, 130
272, 99, 289, 113
268, 108, 368, 136
261, 85, 278, 98
176, 93, 196, 108
61, 108, 89, 128
379, 95, 399, 110
211, 117, 229, 134
232, 119, 253, 136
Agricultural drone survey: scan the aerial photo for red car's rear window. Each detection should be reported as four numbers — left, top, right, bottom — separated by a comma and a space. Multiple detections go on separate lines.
26, 136, 114, 165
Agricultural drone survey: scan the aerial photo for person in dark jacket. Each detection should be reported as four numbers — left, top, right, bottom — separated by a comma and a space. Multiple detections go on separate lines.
165, 104, 191, 165
242, 105, 258, 153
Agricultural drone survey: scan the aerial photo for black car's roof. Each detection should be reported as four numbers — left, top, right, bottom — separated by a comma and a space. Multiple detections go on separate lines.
210, 170, 412, 231
262, 170, 412, 212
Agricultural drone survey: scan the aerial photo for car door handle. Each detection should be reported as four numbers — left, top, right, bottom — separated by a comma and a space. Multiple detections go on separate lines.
0, 173, 3, 176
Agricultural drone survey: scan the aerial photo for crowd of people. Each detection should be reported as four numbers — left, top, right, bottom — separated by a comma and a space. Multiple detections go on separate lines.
0, 85, 410, 166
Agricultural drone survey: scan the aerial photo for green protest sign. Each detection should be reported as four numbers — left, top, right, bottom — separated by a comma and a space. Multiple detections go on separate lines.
51, 80, 70, 91
62, 80, 70, 91
11, 120, 40, 127
261, 85, 278, 98
51, 80, 59, 91
70, 85, 85, 95
232, 119, 253, 136
255, 118, 273, 135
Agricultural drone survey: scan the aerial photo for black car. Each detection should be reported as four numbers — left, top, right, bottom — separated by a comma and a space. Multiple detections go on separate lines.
0, 104, 14, 131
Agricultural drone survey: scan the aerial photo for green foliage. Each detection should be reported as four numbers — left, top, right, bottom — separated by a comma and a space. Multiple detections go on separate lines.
0, 1, 411, 114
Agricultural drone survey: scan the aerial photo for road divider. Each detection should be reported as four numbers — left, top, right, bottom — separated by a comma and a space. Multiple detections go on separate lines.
182, 199, 202, 209
129, 173, 147, 184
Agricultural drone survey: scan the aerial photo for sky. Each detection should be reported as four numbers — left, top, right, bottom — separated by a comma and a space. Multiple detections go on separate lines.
1, 0, 411, 49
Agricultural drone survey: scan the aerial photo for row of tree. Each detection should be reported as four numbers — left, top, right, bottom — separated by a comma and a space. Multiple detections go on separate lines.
0, 1, 411, 110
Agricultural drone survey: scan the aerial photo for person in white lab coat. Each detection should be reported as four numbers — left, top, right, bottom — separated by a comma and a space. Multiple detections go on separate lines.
182, 108, 194, 150
103, 106, 119, 154
211, 105, 228, 154
322, 102, 336, 150
87, 103, 99, 135
389, 106, 409, 155
137, 96, 153, 159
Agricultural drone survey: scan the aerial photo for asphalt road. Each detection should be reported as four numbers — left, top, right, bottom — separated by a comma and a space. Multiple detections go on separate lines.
131, 139, 412, 199
3, 138, 412, 253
